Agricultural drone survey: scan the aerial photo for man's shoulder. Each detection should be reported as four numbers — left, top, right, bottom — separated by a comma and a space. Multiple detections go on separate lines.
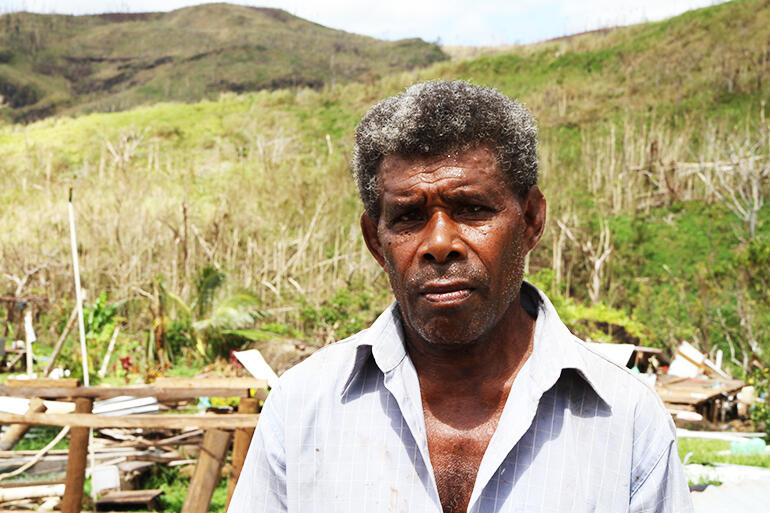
274, 329, 371, 396
564, 333, 670, 418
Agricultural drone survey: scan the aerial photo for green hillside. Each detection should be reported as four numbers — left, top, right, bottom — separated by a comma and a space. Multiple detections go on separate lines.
0, 3, 446, 122
1, 0, 768, 383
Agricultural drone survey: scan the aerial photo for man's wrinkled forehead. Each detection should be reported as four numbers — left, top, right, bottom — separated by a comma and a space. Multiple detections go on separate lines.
375, 145, 514, 196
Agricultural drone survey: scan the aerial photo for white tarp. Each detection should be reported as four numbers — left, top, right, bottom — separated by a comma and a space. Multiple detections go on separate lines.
668, 340, 705, 377
584, 342, 636, 367
234, 349, 279, 388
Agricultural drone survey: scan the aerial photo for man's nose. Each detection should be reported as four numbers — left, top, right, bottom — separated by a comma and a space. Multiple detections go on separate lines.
418, 212, 467, 263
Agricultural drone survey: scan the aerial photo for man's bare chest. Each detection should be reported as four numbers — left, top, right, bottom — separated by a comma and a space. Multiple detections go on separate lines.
425, 416, 500, 513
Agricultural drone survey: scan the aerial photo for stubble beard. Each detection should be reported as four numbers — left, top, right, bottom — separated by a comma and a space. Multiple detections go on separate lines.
388, 235, 527, 349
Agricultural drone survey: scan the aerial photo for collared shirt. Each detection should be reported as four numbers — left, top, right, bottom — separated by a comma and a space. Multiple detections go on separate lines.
229, 285, 694, 512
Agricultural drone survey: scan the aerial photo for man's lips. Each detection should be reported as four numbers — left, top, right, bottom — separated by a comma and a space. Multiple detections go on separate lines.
420, 282, 475, 304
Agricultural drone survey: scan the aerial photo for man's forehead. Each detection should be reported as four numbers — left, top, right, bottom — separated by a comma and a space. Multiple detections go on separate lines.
378, 146, 501, 182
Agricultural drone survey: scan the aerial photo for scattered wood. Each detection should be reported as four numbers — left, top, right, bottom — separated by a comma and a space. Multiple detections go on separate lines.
0, 378, 267, 401
62, 398, 92, 513
38, 496, 60, 512
0, 398, 47, 451
95, 489, 163, 512
0, 379, 263, 513
5, 378, 80, 389
227, 397, 259, 509
0, 425, 69, 480
0, 412, 259, 429
0, 484, 65, 501
181, 429, 232, 513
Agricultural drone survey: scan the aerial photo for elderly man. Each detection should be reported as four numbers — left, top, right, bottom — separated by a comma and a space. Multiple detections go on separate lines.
229, 81, 693, 512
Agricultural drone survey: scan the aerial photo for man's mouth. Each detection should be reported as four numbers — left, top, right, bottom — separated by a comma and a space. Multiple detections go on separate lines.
420, 282, 474, 304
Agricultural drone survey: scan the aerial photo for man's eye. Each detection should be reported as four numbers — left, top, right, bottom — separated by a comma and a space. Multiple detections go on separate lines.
459, 205, 490, 216
395, 211, 421, 223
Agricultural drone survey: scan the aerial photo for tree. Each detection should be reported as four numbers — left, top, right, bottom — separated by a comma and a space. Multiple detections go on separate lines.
697, 133, 769, 238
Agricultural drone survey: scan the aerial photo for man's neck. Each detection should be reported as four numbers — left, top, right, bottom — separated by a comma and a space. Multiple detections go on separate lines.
403, 299, 536, 401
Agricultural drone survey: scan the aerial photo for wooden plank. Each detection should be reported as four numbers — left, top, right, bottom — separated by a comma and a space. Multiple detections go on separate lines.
227, 398, 259, 509
5, 377, 80, 388
98, 489, 163, 501
154, 377, 267, 389
0, 484, 66, 501
0, 381, 268, 400
656, 389, 717, 405
0, 479, 65, 488
62, 398, 92, 513
0, 412, 259, 429
96, 489, 163, 504
182, 429, 232, 513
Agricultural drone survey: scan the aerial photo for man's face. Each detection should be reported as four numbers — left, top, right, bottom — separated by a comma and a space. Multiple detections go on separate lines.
361, 146, 545, 347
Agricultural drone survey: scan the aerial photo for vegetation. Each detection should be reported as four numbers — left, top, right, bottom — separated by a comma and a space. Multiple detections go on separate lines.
0, 3, 447, 122
678, 438, 770, 469
749, 366, 770, 437
0, 0, 768, 386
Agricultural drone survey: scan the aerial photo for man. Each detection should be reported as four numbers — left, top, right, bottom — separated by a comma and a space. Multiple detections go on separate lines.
229, 81, 693, 512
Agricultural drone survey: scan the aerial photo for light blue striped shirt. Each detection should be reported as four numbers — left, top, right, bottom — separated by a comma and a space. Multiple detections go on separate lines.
229, 286, 694, 512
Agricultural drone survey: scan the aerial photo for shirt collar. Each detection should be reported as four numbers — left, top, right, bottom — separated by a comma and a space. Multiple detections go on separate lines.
523, 285, 614, 409
340, 301, 405, 397
339, 283, 613, 408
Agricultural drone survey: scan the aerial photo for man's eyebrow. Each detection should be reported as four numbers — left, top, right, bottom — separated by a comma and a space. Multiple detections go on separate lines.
442, 187, 501, 203
384, 196, 424, 211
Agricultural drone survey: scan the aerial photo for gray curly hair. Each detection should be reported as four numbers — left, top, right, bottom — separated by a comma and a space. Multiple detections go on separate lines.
352, 80, 538, 217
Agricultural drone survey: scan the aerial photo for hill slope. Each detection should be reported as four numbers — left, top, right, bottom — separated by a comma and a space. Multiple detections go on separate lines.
0, 3, 447, 121
1, 0, 768, 378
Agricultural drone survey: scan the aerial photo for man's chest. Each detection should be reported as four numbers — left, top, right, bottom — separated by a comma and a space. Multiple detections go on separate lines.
283, 383, 631, 512
424, 412, 500, 513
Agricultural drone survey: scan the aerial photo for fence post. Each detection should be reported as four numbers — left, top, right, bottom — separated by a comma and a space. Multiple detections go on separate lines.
61, 397, 93, 513
226, 397, 259, 509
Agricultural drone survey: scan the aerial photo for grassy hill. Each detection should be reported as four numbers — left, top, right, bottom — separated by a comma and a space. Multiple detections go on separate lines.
0, 3, 447, 121
1, 0, 768, 382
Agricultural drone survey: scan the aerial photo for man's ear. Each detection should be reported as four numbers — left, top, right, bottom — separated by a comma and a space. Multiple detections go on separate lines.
522, 186, 546, 253
361, 212, 387, 270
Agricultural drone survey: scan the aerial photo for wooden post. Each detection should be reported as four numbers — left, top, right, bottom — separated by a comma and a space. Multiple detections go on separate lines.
226, 398, 259, 509
181, 429, 232, 513
0, 398, 46, 450
61, 397, 93, 513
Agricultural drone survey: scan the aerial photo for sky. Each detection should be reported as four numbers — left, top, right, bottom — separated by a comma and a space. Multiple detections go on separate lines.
1, 0, 726, 46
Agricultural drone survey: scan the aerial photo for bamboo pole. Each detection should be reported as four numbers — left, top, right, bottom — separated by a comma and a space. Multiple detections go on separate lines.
67, 188, 89, 387
68, 188, 96, 504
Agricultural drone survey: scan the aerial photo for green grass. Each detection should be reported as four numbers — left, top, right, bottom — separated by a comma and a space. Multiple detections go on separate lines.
13, 425, 69, 451
142, 463, 229, 512
679, 438, 770, 469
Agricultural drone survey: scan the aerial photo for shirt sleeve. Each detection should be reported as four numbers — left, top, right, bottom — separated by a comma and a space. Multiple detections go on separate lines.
228, 384, 287, 513
629, 415, 694, 512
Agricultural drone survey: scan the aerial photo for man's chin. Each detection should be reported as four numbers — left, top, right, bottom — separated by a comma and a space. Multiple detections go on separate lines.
409, 315, 489, 348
